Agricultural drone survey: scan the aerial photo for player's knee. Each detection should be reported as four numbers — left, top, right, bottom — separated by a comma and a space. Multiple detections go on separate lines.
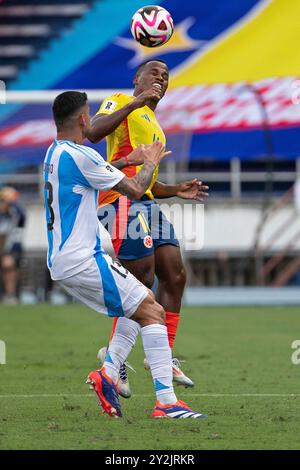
159, 266, 186, 293
132, 294, 165, 326
150, 301, 165, 325
144, 295, 165, 324
175, 266, 186, 290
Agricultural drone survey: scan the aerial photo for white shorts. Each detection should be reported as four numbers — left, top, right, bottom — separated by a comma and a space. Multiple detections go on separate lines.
58, 252, 148, 318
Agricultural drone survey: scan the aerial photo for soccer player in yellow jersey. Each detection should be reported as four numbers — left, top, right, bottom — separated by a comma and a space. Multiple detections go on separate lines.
87, 60, 209, 397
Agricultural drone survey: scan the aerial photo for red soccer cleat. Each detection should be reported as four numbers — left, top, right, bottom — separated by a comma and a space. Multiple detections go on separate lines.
86, 368, 122, 418
152, 399, 208, 419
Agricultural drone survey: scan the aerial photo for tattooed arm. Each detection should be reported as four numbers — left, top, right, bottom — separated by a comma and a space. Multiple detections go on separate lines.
112, 141, 169, 200
110, 145, 146, 170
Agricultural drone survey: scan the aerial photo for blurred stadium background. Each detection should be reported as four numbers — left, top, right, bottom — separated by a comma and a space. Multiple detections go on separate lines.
1, 0, 300, 306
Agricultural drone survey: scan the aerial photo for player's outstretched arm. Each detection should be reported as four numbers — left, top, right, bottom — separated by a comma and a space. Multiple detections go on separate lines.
152, 180, 209, 201
113, 141, 168, 200
86, 87, 162, 143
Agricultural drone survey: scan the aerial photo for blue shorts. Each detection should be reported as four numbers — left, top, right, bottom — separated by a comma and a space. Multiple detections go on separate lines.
98, 196, 179, 260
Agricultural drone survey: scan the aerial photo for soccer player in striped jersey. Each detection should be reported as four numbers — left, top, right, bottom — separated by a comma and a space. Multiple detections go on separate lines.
43, 90, 207, 419
87, 60, 209, 397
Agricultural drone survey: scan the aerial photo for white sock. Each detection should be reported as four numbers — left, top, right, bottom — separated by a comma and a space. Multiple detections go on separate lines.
103, 317, 140, 383
141, 324, 177, 405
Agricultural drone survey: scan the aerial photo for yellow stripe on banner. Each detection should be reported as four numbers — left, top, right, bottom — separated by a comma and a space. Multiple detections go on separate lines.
170, 0, 300, 86
138, 213, 149, 234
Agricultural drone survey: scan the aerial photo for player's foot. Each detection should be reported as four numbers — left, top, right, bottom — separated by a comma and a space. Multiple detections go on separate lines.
86, 368, 122, 418
144, 357, 194, 388
118, 363, 132, 399
97, 346, 134, 399
172, 358, 194, 387
152, 400, 208, 419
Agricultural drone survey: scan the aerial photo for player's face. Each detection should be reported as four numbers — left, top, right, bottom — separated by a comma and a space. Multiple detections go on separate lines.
138, 62, 169, 98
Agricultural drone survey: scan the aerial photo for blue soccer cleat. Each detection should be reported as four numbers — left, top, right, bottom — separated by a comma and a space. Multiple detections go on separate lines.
86, 368, 122, 418
152, 400, 208, 419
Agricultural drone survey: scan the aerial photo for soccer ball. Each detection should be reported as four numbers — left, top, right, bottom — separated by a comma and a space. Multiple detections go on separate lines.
130, 5, 174, 48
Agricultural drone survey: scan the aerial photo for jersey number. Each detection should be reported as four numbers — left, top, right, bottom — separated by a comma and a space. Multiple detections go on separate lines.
45, 182, 55, 231
111, 260, 128, 279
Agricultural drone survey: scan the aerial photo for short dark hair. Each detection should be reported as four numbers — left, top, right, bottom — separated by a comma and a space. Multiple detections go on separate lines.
52, 91, 88, 128
135, 59, 168, 78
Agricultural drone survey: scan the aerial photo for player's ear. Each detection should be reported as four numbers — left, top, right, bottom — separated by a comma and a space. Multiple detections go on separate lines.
133, 74, 139, 86
79, 114, 86, 128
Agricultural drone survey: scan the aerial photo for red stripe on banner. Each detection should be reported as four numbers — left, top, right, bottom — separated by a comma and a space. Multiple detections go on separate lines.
0, 120, 55, 147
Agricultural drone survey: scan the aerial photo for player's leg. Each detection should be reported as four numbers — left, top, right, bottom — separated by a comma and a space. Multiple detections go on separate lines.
107, 294, 177, 407
130, 295, 207, 418
97, 255, 155, 398
59, 255, 207, 419
98, 198, 156, 397
1, 254, 18, 304
151, 204, 194, 387
110, 292, 207, 418
100, 257, 155, 344
58, 256, 143, 417
155, 244, 186, 346
101, 292, 207, 418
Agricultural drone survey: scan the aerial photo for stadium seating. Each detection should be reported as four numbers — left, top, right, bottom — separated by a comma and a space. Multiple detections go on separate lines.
0, 0, 95, 85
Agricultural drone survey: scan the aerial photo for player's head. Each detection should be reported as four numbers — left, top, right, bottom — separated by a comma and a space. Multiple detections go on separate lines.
133, 59, 169, 100
52, 91, 90, 136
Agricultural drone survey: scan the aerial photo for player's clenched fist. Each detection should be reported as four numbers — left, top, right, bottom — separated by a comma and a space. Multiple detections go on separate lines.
132, 85, 162, 109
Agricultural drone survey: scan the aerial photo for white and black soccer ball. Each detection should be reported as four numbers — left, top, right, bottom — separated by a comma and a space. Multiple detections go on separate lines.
130, 5, 174, 48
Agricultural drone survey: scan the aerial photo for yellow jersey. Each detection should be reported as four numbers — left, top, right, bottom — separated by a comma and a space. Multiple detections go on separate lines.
96, 93, 166, 207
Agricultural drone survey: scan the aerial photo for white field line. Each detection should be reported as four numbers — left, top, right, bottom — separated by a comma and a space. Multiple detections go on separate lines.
0, 393, 299, 398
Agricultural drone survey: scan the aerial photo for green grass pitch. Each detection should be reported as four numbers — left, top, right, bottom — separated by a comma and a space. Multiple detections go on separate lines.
0, 304, 299, 450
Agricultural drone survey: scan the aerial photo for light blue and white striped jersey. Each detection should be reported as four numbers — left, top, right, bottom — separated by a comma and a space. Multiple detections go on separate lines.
43, 140, 124, 280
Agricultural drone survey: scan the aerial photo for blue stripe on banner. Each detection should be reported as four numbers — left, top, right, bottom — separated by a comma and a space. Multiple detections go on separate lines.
94, 252, 124, 317
43, 141, 57, 268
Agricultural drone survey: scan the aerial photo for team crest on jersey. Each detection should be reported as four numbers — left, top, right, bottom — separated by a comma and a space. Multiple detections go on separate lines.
143, 235, 153, 249
103, 100, 117, 112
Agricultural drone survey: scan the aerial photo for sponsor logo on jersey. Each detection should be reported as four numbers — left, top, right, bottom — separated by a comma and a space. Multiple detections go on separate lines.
103, 100, 117, 112
141, 114, 151, 122
105, 165, 114, 173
